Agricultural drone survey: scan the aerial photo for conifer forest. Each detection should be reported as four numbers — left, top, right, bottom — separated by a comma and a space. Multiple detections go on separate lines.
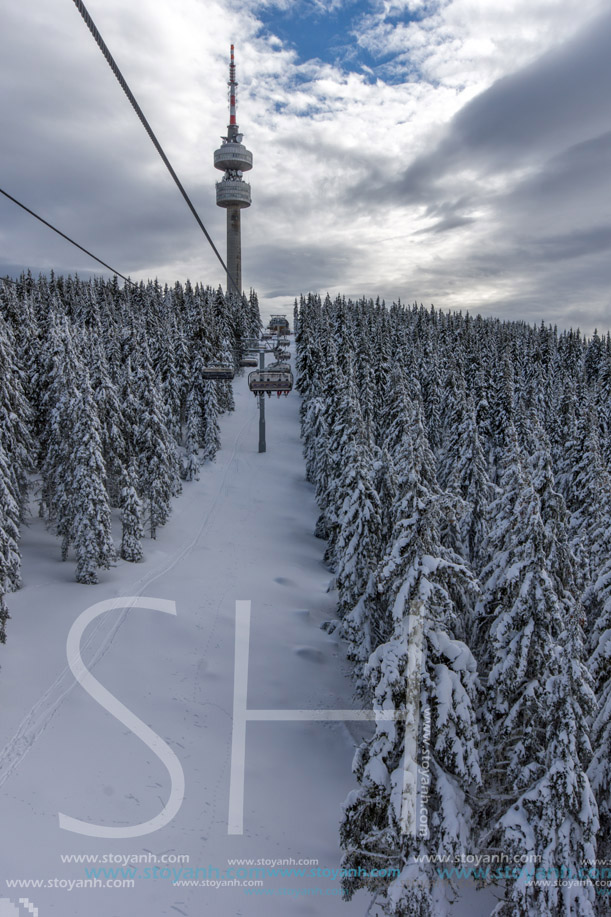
0, 274, 260, 630
2, 278, 611, 916
295, 293, 611, 916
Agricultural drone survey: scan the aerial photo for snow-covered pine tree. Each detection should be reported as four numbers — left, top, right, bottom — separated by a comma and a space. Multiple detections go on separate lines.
0, 440, 22, 643
584, 559, 611, 903
561, 403, 611, 586
218, 336, 236, 415
335, 438, 382, 619
201, 378, 221, 462
476, 428, 597, 916
321, 363, 364, 568
68, 375, 116, 584
437, 362, 468, 489
0, 312, 35, 521
301, 394, 325, 485
446, 399, 495, 572
85, 333, 126, 508
488, 350, 516, 483
133, 344, 181, 539
120, 463, 144, 563
182, 386, 202, 481
340, 479, 481, 916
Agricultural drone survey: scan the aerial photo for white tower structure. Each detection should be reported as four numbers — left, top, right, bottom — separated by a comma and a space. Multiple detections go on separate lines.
214, 45, 252, 295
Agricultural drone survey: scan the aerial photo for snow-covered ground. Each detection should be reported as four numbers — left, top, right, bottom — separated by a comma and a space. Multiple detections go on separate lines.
0, 351, 495, 916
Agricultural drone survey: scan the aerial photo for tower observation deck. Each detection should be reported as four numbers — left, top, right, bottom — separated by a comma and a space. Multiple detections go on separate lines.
214, 45, 252, 295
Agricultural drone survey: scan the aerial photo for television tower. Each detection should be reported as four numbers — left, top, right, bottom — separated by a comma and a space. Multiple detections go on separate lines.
214, 45, 252, 295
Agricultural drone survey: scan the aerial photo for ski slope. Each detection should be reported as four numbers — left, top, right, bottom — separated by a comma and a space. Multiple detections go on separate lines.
0, 355, 378, 917
0, 351, 497, 916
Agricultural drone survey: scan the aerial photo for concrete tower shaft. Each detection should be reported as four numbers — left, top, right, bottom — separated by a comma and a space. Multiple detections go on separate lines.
214, 45, 252, 294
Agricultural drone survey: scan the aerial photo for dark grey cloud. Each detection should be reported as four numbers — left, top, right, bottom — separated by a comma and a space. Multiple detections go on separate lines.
344, 4, 611, 211
331, 7, 611, 330
2, 0, 610, 331
247, 238, 362, 298
0, 3, 227, 284
390, 7, 611, 203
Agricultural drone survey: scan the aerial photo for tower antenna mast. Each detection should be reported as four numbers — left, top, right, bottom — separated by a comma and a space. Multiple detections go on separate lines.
214, 45, 253, 295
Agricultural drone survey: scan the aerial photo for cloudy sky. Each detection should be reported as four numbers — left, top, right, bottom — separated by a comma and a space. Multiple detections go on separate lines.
1, 0, 610, 330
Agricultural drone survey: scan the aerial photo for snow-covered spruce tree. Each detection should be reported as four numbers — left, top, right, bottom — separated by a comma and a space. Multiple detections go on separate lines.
584, 559, 611, 902
445, 399, 495, 572
212, 287, 236, 415
218, 335, 236, 415
171, 317, 191, 434
182, 386, 202, 482
526, 412, 580, 601
0, 440, 22, 643
340, 480, 481, 916
0, 312, 35, 521
355, 334, 376, 446
85, 333, 126, 508
67, 376, 116, 585
133, 344, 181, 539
549, 372, 577, 481
321, 363, 365, 568
419, 340, 443, 454
334, 437, 382, 618
298, 298, 326, 435
373, 446, 399, 553
120, 463, 144, 563
312, 333, 342, 543
201, 378, 221, 462
182, 344, 210, 480
561, 403, 611, 586
436, 363, 468, 490
487, 350, 516, 483
379, 367, 413, 464
157, 309, 182, 443
476, 429, 597, 916
302, 393, 326, 485
39, 314, 83, 534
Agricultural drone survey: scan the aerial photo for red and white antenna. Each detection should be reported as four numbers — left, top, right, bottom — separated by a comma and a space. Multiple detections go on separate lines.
228, 44, 238, 132
213, 43, 252, 294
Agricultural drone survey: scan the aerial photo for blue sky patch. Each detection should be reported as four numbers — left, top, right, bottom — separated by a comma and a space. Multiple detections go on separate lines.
256, 0, 422, 83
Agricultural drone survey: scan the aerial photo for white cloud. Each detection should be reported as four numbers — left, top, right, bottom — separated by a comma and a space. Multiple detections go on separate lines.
0, 0, 610, 331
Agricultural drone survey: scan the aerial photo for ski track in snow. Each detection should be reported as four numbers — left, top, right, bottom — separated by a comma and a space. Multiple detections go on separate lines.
0, 342, 495, 916
0, 407, 252, 791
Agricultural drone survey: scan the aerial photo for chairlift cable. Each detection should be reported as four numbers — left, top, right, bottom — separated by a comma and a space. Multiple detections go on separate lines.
0, 186, 135, 285
70, 0, 240, 297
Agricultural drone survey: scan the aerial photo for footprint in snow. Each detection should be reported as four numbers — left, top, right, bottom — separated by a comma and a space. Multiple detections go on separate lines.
274, 576, 296, 586
293, 646, 325, 663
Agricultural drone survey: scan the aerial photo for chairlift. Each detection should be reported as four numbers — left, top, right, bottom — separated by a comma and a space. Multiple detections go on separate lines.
248, 364, 293, 397
240, 356, 258, 367
268, 315, 290, 334
201, 364, 235, 381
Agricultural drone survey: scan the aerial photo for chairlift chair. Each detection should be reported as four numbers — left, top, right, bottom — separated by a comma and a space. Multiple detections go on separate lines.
201, 364, 235, 381
248, 365, 293, 397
